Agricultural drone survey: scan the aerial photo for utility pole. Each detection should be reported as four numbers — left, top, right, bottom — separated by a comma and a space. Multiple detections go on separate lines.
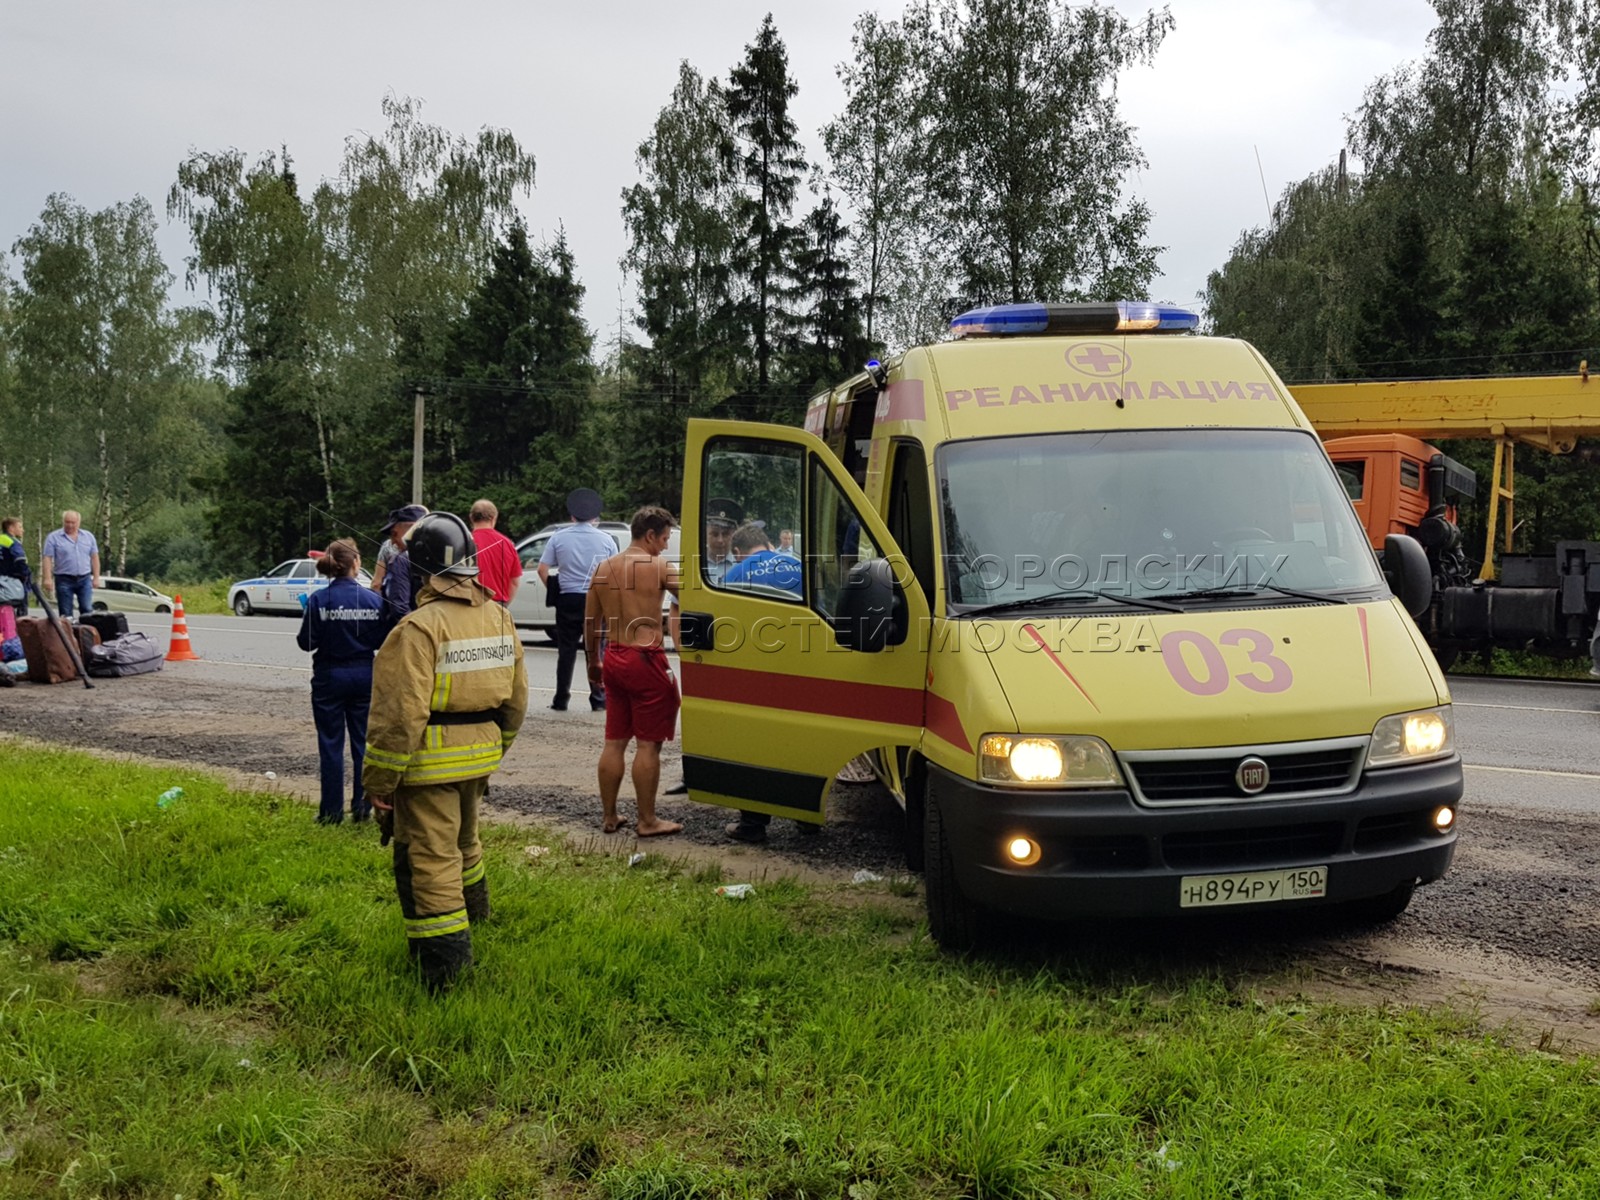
411, 386, 425, 506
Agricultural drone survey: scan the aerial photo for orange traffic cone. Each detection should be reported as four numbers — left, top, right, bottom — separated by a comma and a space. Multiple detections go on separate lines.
165, 594, 201, 662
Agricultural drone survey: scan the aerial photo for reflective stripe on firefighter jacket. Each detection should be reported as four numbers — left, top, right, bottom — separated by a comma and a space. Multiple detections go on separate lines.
362, 577, 528, 792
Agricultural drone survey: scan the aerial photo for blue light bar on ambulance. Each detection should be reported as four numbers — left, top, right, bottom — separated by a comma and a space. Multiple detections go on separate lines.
949, 301, 1200, 338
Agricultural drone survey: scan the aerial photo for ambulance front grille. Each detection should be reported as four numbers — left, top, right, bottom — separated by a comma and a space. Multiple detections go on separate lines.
1121, 737, 1367, 806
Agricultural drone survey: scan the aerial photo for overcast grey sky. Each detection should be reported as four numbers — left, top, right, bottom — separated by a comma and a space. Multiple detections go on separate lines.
4, 0, 1437, 347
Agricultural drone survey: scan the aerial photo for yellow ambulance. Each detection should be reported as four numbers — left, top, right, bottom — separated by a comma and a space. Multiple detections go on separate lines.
677, 302, 1460, 948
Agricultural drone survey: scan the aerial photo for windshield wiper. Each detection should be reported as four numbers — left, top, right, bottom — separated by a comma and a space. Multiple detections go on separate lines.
958, 588, 1183, 617
1163, 584, 1348, 605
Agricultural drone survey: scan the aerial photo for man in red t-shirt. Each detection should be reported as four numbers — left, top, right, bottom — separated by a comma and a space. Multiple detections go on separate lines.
469, 499, 523, 604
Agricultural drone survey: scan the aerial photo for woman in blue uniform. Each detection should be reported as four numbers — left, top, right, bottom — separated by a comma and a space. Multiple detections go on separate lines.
296, 539, 388, 824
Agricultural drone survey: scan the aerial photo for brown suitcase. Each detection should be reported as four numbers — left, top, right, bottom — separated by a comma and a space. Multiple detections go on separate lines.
72, 621, 101, 663
17, 616, 83, 684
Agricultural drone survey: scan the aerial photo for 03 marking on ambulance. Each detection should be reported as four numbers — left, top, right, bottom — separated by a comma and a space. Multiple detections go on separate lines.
1159, 629, 1294, 697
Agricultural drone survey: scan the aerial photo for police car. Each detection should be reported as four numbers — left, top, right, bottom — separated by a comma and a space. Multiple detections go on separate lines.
228, 557, 373, 617
509, 523, 680, 640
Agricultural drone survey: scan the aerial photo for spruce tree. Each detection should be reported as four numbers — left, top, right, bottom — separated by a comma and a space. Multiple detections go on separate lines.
789, 195, 870, 394
435, 224, 594, 532
726, 14, 808, 413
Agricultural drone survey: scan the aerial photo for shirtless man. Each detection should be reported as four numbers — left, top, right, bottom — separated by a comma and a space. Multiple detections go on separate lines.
585, 505, 683, 836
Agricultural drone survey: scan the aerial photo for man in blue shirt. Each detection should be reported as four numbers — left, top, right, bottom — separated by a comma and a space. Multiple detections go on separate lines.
703, 497, 742, 584
722, 523, 802, 595
40, 510, 100, 618
539, 488, 617, 712
374, 504, 428, 628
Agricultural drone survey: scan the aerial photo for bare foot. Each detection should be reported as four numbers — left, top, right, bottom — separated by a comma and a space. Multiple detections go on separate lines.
636, 819, 683, 837
603, 817, 631, 834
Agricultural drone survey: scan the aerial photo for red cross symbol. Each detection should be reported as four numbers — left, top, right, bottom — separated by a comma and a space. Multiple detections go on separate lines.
1067, 343, 1126, 376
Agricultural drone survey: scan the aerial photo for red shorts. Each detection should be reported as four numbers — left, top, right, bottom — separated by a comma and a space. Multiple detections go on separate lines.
602, 644, 679, 743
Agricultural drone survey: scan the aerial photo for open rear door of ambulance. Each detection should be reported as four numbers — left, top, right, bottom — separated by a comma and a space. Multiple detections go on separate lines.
678, 419, 931, 824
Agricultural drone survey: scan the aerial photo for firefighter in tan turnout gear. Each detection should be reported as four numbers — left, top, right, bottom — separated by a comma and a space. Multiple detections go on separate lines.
363, 511, 528, 992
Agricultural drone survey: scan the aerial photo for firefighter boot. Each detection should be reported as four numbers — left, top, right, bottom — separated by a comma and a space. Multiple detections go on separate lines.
409, 928, 473, 994
462, 858, 491, 924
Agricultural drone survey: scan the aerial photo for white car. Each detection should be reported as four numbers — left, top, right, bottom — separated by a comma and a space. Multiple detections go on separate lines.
228, 558, 373, 616
509, 523, 680, 640
94, 576, 175, 614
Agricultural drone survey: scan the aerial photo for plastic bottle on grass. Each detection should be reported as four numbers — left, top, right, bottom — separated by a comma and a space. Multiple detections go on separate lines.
156, 787, 183, 810
715, 883, 754, 899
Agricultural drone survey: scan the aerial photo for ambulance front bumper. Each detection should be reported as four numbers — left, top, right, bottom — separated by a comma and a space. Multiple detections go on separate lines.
927, 756, 1461, 919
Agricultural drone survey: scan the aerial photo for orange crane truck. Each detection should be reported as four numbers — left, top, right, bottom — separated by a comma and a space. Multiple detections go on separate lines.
1291, 373, 1600, 665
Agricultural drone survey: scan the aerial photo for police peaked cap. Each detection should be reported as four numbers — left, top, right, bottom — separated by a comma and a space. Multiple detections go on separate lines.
567, 488, 603, 522
706, 497, 744, 528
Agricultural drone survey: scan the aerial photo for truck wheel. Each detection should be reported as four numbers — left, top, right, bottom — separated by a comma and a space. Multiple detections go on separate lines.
1341, 881, 1414, 926
233, 594, 252, 617
924, 793, 987, 951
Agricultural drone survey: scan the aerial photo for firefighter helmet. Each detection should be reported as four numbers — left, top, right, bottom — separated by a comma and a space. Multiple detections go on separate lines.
405, 511, 479, 578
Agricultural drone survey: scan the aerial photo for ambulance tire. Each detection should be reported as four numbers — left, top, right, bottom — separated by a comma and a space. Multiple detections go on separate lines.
1339, 881, 1415, 926
924, 793, 988, 951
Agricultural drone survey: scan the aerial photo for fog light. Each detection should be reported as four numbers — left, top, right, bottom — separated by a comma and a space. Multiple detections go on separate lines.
1004, 836, 1041, 866
1433, 806, 1455, 832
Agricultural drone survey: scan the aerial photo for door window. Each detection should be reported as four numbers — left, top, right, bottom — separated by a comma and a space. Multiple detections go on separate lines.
291, 560, 317, 579
1336, 460, 1365, 501
885, 440, 935, 601
808, 456, 879, 621
268, 561, 297, 578
700, 438, 804, 600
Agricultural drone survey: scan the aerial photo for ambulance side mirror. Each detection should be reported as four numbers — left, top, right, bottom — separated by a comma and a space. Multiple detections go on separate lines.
832, 558, 907, 653
1383, 533, 1432, 619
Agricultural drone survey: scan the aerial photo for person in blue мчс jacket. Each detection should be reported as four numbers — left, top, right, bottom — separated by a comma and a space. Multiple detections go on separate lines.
297, 539, 388, 825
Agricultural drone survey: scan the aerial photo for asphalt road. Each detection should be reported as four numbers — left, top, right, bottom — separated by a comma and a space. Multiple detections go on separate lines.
124, 610, 576, 701
122, 611, 1600, 819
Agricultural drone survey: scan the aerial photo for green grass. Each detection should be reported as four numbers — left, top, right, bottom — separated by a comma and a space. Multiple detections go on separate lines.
1, 745, 1596, 1198
1445, 646, 1596, 680
148, 577, 233, 615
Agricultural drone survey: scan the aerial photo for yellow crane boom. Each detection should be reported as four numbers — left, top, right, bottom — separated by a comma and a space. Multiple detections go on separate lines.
1288, 372, 1600, 453
1289, 371, 1600, 580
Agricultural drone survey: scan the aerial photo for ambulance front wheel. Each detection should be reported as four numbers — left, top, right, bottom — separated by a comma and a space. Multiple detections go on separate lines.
924, 793, 989, 951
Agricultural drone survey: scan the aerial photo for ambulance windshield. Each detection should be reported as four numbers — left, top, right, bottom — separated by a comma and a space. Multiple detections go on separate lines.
938, 428, 1387, 611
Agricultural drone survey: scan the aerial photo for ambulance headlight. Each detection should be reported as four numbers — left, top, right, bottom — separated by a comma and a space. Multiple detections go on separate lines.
979, 735, 1124, 787
1367, 707, 1454, 768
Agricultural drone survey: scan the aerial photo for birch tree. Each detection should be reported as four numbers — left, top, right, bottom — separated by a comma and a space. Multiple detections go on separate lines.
10, 194, 197, 570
